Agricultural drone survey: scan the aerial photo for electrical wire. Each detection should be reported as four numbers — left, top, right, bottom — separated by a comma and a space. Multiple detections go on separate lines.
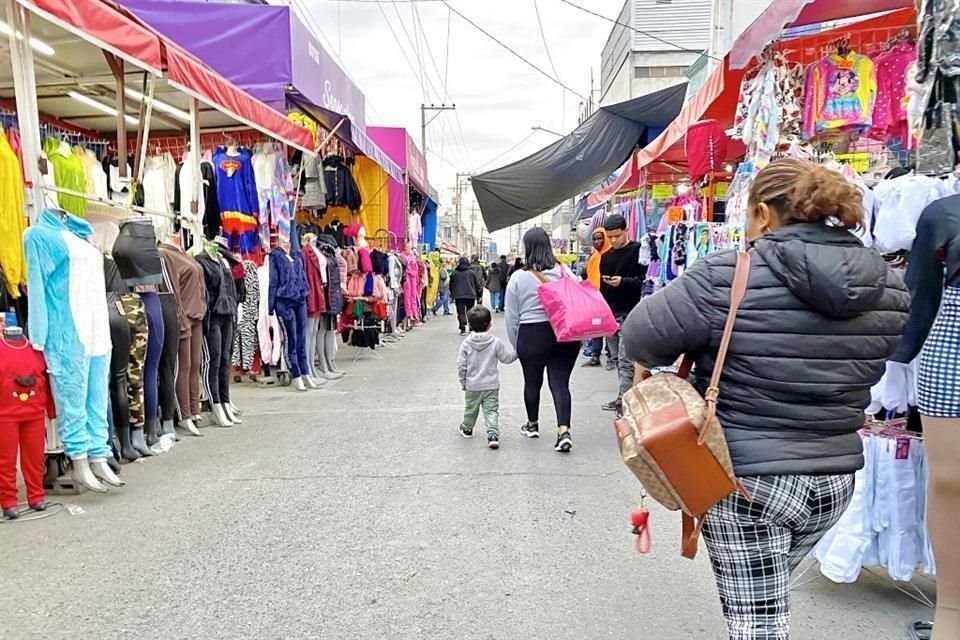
441, 1, 587, 101
473, 129, 541, 172
556, 0, 722, 61
533, 0, 561, 82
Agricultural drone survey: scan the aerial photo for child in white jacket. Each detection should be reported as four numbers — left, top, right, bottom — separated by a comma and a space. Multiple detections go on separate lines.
457, 306, 518, 449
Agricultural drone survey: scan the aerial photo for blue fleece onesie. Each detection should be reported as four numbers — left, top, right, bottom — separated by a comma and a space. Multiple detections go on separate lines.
24, 210, 112, 459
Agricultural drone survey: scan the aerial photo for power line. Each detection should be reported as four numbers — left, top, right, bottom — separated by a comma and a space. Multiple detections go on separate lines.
473, 130, 541, 172
556, 0, 721, 61
533, 0, 561, 82
441, 1, 587, 101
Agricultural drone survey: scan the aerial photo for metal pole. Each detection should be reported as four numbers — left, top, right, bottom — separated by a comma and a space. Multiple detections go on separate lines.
6, 0, 44, 218
420, 103, 426, 162
189, 97, 202, 246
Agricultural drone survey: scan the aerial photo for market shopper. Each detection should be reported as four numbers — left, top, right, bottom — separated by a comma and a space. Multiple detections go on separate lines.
505, 228, 580, 453
621, 159, 910, 640
497, 255, 509, 312
599, 214, 645, 412
432, 261, 451, 316
507, 257, 523, 282
470, 255, 486, 306
582, 228, 610, 367
486, 262, 504, 312
450, 256, 482, 336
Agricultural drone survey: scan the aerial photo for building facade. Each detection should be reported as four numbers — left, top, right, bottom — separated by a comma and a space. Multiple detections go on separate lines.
599, 0, 710, 105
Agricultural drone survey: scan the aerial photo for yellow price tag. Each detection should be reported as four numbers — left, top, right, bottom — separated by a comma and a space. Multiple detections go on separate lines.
713, 182, 729, 198
651, 184, 674, 200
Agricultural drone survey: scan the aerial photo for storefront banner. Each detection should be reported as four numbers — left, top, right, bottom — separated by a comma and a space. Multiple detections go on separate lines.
406, 133, 428, 194
290, 14, 365, 134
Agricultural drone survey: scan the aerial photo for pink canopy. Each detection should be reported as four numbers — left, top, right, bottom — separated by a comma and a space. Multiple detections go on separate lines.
730, 0, 914, 69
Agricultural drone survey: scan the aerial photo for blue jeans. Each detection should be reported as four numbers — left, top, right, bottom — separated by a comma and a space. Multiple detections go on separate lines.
490, 290, 503, 311
582, 337, 603, 357
433, 288, 450, 314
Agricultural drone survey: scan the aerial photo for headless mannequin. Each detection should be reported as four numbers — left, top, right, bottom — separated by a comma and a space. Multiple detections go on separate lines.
892, 197, 960, 639
269, 244, 318, 391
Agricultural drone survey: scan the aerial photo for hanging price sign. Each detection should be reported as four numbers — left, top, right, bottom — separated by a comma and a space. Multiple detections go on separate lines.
650, 184, 674, 200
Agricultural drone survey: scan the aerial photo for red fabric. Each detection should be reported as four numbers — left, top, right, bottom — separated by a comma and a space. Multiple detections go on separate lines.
0, 340, 54, 420
686, 120, 729, 181
164, 46, 314, 153
0, 417, 46, 509
19, 0, 162, 73
302, 247, 327, 318
587, 155, 640, 208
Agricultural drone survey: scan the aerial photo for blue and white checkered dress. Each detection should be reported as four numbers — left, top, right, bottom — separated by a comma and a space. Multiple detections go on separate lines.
918, 286, 960, 417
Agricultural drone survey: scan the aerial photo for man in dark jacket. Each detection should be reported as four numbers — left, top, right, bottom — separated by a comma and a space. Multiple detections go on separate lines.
470, 255, 486, 306
497, 255, 509, 312
485, 262, 504, 313
599, 214, 645, 412
450, 257, 483, 335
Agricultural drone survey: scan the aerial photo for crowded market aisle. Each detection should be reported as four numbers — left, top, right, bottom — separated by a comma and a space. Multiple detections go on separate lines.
0, 316, 930, 639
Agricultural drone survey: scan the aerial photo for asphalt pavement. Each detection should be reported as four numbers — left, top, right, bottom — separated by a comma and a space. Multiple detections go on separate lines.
0, 309, 932, 639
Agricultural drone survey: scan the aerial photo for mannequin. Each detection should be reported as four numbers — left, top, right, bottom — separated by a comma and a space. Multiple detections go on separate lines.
892, 197, 960, 639
269, 244, 317, 390
156, 290, 180, 440
120, 294, 153, 456
104, 257, 140, 461
318, 239, 344, 378
196, 240, 237, 426
302, 234, 329, 381
141, 291, 163, 446
24, 209, 123, 492
159, 243, 206, 436
0, 327, 52, 519
218, 242, 245, 423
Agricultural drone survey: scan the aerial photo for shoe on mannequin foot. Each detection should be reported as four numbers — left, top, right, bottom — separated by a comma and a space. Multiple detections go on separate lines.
29, 501, 46, 511
293, 377, 308, 392
323, 370, 344, 381
213, 404, 234, 427
130, 428, 155, 457
178, 418, 202, 437
305, 375, 325, 389
223, 403, 242, 424
2, 507, 18, 520
145, 418, 161, 447
90, 458, 126, 487
106, 456, 122, 475
70, 456, 108, 493
160, 419, 177, 439
227, 402, 242, 416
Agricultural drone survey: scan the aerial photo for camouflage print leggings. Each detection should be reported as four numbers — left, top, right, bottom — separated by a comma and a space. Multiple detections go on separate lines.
121, 294, 148, 427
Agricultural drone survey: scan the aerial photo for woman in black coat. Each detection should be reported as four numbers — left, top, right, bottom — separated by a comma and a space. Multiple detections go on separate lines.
622, 159, 910, 639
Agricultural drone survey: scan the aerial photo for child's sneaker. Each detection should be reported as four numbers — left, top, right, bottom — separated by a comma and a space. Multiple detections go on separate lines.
488, 433, 500, 449
459, 424, 474, 438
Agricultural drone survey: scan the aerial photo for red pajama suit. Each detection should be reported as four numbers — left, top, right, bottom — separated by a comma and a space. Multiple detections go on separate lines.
0, 339, 55, 509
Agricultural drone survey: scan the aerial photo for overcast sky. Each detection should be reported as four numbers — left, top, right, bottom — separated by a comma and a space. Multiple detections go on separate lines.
300, 0, 626, 247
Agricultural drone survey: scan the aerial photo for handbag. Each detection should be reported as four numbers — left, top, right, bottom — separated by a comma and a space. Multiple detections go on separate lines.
531, 268, 619, 342
614, 251, 751, 559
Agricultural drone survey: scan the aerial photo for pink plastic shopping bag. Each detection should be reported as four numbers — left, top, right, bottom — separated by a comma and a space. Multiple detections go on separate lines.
533, 269, 619, 342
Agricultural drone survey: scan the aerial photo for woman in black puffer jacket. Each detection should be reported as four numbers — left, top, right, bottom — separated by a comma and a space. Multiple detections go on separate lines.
622, 159, 910, 640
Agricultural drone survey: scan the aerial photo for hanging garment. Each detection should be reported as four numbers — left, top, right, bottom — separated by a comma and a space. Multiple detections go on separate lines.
0, 131, 25, 298
6, 127, 24, 186
23, 210, 111, 460
322, 245, 344, 316
157, 292, 179, 423
232, 261, 260, 372
202, 313, 233, 406
303, 245, 328, 318
803, 51, 878, 139
269, 247, 310, 379
43, 137, 87, 217
213, 146, 259, 258
256, 258, 282, 367
173, 156, 220, 239
300, 152, 326, 210
113, 218, 163, 287
142, 155, 175, 242
254, 147, 295, 250
322, 155, 362, 210
121, 294, 147, 427
870, 42, 917, 142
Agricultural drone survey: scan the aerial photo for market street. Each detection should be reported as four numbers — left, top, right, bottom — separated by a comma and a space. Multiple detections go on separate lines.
0, 316, 932, 639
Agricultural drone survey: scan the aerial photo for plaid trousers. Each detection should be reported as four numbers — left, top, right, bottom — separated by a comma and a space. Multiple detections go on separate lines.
701, 474, 854, 640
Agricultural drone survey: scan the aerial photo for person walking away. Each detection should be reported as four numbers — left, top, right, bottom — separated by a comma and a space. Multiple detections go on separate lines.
450, 256, 482, 336
599, 214, 645, 413
486, 262, 503, 313
507, 257, 523, 283
582, 228, 610, 367
470, 255, 486, 306
457, 306, 518, 449
497, 255, 509, 312
505, 228, 580, 453
621, 159, 909, 640
432, 262, 451, 316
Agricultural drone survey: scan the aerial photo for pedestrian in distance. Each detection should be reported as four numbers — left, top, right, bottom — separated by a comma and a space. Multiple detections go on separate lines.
457, 305, 518, 449
505, 227, 580, 453
486, 262, 504, 313
582, 227, 610, 367
507, 257, 523, 283
432, 261, 452, 316
450, 256, 483, 336
497, 255, 509, 312
599, 213, 646, 414
470, 254, 486, 306
622, 158, 910, 640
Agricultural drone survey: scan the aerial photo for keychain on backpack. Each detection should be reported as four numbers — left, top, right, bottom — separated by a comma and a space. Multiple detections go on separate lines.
631, 492, 652, 555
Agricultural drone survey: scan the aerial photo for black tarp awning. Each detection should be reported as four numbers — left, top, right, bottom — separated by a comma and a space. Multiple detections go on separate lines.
472, 82, 688, 232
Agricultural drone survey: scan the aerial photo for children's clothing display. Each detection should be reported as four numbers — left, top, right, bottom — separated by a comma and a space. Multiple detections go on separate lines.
0, 334, 54, 511
213, 146, 259, 259
23, 210, 112, 461
803, 51, 877, 139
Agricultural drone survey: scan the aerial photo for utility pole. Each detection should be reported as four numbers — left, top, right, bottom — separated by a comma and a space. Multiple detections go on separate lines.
453, 172, 472, 252
421, 103, 456, 157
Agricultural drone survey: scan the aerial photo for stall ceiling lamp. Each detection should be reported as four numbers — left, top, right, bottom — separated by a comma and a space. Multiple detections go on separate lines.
67, 91, 138, 125
0, 21, 54, 56
123, 88, 191, 123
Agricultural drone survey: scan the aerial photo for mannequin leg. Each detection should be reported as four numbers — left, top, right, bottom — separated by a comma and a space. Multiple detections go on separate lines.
323, 319, 340, 374
218, 318, 235, 407
306, 316, 320, 378
121, 294, 151, 456
108, 299, 137, 462
188, 318, 203, 418
19, 418, 46, 507
923, 416, 960, 639
0, 422, 19, 509
275, 300, 304, 380
84, 353, 113, 461
293, 302, 311, 383
141, 292, 164, 446
202, 316, 225, 406
157, 293, 180, 438
176, 335, 192, 420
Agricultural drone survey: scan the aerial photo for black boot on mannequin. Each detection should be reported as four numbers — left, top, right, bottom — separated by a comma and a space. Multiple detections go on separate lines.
116, 421, 140, 462
130, 427, 154, 457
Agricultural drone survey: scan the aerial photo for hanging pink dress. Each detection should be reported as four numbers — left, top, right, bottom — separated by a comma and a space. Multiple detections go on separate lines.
402, 251, 421, 320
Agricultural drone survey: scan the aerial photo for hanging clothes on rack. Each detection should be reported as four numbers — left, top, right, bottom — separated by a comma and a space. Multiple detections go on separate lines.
43, 136, 86, 216
173, 151, 219, 240
213, 146, 259, 259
